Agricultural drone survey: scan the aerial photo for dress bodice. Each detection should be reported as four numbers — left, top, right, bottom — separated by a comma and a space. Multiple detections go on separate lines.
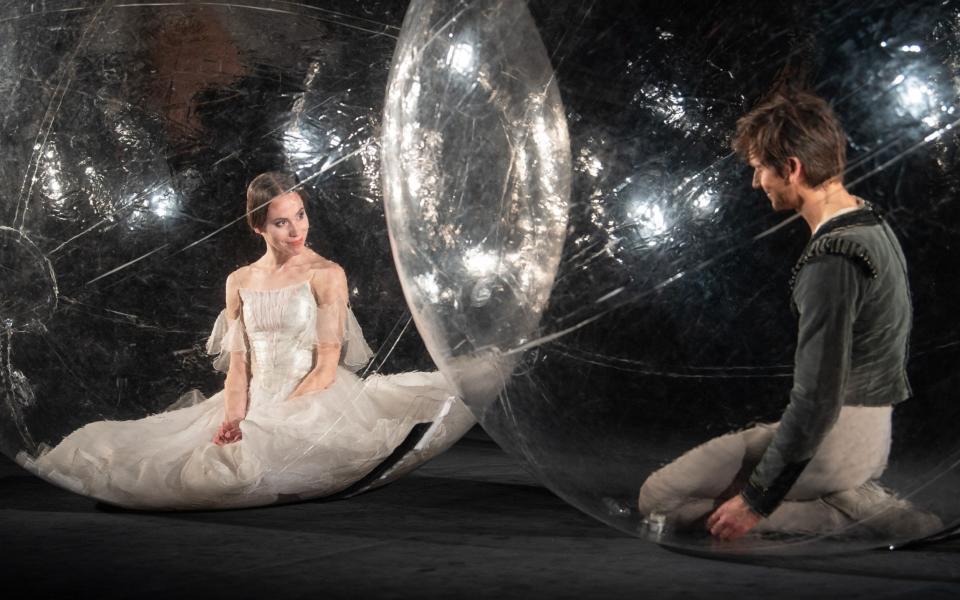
239, 282, 317, 386
203, 279, 374, 409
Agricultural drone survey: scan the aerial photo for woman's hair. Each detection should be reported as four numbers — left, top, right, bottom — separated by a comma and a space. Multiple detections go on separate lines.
732, 90, 847, 187
245, 171, 305, 232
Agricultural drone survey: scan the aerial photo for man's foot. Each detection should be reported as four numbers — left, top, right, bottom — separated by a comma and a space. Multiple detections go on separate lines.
823, 481, 943, 539
638, 512, 669, 540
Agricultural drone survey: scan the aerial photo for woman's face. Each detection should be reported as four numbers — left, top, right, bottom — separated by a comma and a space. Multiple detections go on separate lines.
256, 191, 309, 255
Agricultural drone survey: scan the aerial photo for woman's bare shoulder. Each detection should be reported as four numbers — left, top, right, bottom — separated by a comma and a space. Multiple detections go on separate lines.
304, 256, 346, 301
226, 265, 255, 289
306, 254, 344, 279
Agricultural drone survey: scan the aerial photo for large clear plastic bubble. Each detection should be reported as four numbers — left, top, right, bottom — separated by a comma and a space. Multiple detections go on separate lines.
383, 0, 960, 555
0, 0, 474, 510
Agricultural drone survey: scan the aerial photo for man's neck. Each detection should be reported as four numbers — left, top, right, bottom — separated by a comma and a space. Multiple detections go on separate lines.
797, 180, 861, 234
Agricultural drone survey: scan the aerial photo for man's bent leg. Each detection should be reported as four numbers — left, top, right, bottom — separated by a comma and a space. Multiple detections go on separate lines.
638, 424, 776, 528
787, 405, 893, 500
759, 406, 893, 536
755, 499, 854, 535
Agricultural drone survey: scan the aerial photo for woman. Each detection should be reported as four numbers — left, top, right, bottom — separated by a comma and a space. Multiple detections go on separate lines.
18, 172, 474, 510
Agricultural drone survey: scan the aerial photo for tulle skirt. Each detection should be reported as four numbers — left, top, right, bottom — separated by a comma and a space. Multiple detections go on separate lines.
18, 368, 467, 510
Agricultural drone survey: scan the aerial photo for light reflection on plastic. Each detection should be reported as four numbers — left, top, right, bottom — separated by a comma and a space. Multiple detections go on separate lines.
414, 271, 442, 303
283, 125, 313, 161
629, 198, 668, 245
464, 246, 499, 276
924, 121, 955, 143
694, 189, 716, 211
895, 74, 940, 123
640, 83, 687, 128
39, 144, 64, 203
446, 42, 475, 76
578, 150, 603, 178
150, 187, 177, 218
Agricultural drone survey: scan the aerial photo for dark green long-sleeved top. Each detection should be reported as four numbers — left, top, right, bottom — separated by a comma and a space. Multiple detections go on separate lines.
741, 203, 912, 517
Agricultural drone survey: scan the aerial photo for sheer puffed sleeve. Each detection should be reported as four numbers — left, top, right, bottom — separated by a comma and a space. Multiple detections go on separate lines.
206, 310, 248, 373
310, 266, 373, 372
340, 306, 374, 371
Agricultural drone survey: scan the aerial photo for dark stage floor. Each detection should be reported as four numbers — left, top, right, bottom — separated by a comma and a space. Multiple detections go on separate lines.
2, 431, 958, 599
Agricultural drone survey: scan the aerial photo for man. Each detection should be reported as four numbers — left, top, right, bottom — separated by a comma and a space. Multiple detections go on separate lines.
639, 89, 939, 540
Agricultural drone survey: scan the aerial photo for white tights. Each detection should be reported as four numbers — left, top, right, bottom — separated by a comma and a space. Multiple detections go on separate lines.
638, 405, 892, 534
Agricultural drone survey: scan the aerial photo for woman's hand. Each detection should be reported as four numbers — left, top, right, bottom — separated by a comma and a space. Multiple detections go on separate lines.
288, 368, 336, 400
213, 419, 243, 446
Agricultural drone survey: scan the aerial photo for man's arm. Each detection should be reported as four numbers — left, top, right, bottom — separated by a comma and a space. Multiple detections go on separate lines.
710, 254, 865, 538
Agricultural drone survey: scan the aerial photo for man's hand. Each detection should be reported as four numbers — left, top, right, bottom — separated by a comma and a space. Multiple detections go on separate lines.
289, 368, 336, 400
706, 494, 762, 541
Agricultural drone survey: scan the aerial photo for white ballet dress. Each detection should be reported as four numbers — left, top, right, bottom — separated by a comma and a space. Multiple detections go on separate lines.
17, 281, 474, 510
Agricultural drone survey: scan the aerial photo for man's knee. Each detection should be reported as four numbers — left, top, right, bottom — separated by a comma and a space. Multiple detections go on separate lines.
638, 430, 754, 513
638, 468, 668, 514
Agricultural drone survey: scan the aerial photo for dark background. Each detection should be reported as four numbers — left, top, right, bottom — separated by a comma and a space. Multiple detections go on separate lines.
0, 0, 957, 549
470, 0, 960, 543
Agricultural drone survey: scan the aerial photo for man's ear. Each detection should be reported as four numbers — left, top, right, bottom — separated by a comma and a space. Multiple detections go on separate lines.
785, 156, 804, 184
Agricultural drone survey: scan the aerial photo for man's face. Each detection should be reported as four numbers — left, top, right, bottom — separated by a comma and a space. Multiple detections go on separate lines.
749, 155, 800, 212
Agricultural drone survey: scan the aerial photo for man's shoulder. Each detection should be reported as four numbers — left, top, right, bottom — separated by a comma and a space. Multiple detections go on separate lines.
814, 208, 906, 273
790, 230, 880, 298
799, 234, 879, 279
806, 233, 879, 278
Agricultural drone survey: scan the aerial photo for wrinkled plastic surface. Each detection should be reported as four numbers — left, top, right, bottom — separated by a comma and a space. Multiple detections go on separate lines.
0, 0, 472, 507
384, 0, 960, 555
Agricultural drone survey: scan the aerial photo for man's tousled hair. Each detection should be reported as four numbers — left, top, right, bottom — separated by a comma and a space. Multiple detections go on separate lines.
732, 89, 847, 187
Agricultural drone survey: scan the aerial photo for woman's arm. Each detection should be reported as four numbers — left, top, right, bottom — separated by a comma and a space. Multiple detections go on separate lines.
214, 272, 250, 445
289, 266, 347, 399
